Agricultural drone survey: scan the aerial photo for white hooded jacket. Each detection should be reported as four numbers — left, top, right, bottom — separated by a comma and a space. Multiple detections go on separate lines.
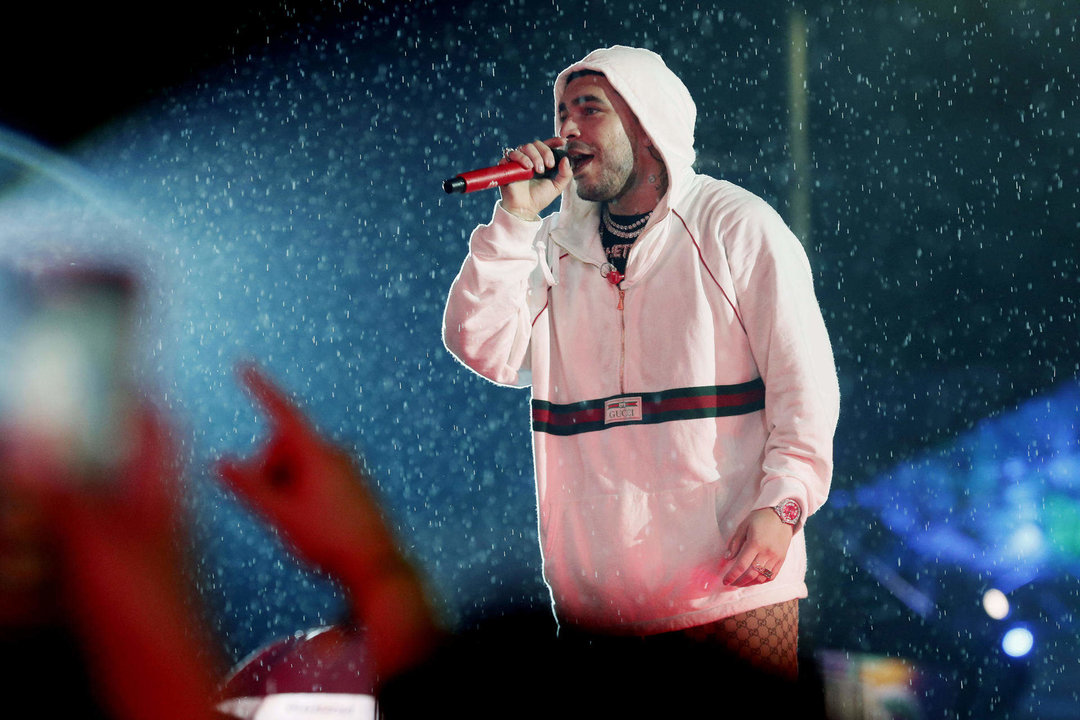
444, 46, 840, 634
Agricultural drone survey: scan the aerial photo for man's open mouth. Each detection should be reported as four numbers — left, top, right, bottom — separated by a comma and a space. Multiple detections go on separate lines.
568, 152, 594, 173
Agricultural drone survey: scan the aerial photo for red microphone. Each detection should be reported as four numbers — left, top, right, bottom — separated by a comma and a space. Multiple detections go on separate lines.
443, 148, 568, 194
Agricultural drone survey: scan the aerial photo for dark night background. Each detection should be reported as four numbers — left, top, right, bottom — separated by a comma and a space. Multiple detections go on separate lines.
1, 2, 1077, 717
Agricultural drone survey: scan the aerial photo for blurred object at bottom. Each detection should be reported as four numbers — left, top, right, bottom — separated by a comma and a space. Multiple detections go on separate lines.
818, 651, 925, 720
217, 624, 376, 720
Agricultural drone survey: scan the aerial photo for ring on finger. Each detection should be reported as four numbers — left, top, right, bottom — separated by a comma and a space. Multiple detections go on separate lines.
752, 563, 774, 580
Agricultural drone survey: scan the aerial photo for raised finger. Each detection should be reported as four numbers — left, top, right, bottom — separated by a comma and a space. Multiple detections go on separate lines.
238, 362, 304, 429
215, 456, 258, 500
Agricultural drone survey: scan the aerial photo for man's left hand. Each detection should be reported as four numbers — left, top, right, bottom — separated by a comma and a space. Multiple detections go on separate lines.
721, 507, 795, 586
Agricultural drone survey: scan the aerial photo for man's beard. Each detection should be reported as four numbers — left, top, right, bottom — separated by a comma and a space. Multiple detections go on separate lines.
575, 142, 635, 203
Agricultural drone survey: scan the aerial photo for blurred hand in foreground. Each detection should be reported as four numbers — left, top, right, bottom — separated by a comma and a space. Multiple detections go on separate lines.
216, 362, 443, 681
1, 402, 220, 720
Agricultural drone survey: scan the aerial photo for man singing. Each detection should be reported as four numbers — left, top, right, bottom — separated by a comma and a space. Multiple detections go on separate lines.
443, 45, 839, 679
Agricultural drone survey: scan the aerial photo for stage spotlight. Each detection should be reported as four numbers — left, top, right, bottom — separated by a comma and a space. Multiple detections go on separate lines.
1001, 626, 1034, 658
981, 588, 1009, 620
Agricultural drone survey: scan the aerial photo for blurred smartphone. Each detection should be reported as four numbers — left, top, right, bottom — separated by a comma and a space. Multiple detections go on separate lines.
2, 268, 137, 481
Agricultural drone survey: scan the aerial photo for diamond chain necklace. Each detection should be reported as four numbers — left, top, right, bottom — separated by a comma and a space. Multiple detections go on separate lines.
601, 205, 652, 240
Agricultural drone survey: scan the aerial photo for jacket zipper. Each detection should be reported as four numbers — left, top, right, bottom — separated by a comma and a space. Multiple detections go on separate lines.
553, 241, 628, 393
549, 227, 649, 396
617, 286, 626, 393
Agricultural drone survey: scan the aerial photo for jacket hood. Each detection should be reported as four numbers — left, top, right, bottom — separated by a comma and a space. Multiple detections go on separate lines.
554, 46, 696, 179
550, 46, 698, 261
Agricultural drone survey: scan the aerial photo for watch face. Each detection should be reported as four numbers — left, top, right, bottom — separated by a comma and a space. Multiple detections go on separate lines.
777, 499, 801, 524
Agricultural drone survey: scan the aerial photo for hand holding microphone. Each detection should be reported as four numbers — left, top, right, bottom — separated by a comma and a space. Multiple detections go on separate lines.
443, 139, 572, 218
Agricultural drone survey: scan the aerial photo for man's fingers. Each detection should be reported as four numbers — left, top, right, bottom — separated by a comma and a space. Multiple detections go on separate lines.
725, 556, 771, 587
512, 145, 539, 171
746, 560, 776, 586
537, 138, 570, 170
504, 148, 533, 171
536, 141, 557, 169
722, 533, 776, 586
552, 156, 573, 190
726, 522, 747, 559
722, 546, 749, 585
238, 362, 304, 429
215, 457, 253, 496
522, 142, 544, 170
510, 139, 567, 172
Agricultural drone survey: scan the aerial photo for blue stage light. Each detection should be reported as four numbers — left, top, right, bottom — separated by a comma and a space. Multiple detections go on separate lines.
1001, 626, 1034, 658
